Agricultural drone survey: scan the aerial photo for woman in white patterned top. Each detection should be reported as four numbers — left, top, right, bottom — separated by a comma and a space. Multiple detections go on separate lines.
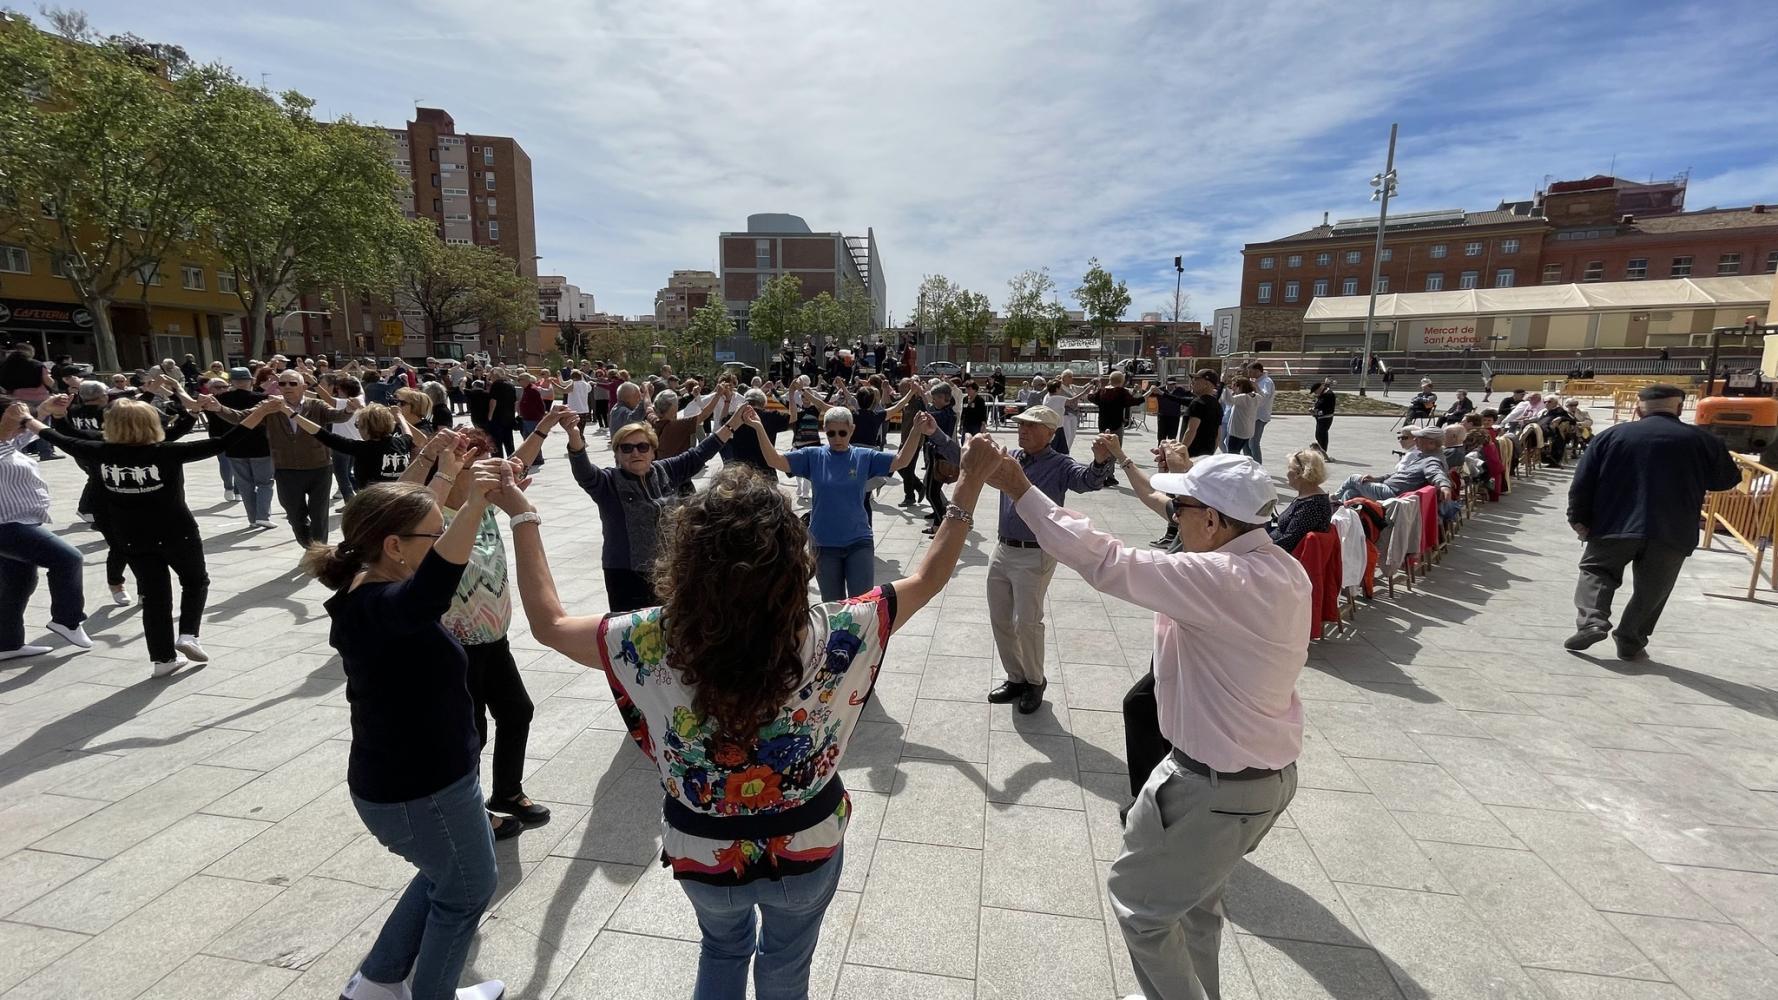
497, 436, 1001, 1000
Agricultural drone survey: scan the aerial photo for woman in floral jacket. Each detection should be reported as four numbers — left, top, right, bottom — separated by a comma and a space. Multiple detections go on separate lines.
501, 440, 998, 1000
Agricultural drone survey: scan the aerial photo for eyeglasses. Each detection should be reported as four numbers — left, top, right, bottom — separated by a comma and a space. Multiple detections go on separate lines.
617, 441, 654, 454
1164, 496, 1210, 520
278, 380, 303, 387
399, 530, 444, 540
824, 428, 851, 438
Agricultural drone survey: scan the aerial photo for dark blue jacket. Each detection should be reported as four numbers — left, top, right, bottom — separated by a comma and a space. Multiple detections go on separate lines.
1567, 411, 1739, 550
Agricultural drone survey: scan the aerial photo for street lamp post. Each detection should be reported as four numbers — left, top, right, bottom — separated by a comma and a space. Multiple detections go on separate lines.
1357, 123, 1399, 397
277, 309, 331, 359
1172, 254, 1184, 352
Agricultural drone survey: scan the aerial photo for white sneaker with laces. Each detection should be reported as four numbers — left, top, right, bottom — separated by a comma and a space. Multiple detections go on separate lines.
456, 982, 505, 1000
251, 519, 279, 529
0, 644, 53, 662
175, 634, 208, 662
150, 656, 189, 679
46, 621, 92, 649
111, 589, 132, 607
338, 971, 410, 1000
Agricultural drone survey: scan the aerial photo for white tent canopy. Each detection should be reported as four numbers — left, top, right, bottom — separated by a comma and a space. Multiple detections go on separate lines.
1303, 275, 1774, 322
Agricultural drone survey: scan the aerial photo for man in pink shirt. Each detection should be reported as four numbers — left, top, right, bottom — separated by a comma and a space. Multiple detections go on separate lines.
989, 451, 1310, 1000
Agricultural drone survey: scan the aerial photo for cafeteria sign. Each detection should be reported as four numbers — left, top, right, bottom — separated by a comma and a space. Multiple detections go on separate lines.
1406, 319, 1480, 350
1056, 337, 1101, 351
0, 298, 94, 332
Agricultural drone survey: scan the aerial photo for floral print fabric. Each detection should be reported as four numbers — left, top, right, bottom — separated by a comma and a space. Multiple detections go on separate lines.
594, 586, 894, 884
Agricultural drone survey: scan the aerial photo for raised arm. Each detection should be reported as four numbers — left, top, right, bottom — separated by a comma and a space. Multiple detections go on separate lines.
887, 434, 1000, 633
560, 412, 615, 499
487, 463, 608, 670
889, 413, 927, 473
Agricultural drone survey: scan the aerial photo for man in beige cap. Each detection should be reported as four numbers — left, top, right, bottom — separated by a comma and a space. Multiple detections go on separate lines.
985, 405, 1115, 713
989, 450, 1309, 1000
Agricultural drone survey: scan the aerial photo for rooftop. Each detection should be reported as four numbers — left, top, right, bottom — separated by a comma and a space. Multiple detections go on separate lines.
1302, 273, 1775, 322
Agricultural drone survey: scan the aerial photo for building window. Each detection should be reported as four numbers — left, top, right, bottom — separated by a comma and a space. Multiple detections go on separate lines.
1424, 273, 1443, 291
218, 271, 237, 294
1458, 270, 1479, 289
1341, 277, 1358, 295
1495, 268, 1515, 288
1315, 252, 1331, 266
1582, 260, 1604, 281
180, 265, 204, 290
485, 198, 497, 213
1376, 276, 1390, 293
488, 221, 500, 241
1500, 238, 1520, 254
1670, 255, 1692, 277
0, 244, 29, 274
1625, 258, 1648, 279
445, 237, 472, 246
1766, 249, 1778, 274
1259, 256, 1274, 269
755, 238, 771, 269
1717, 253, 1742, 275
756, 273, 772, 296
1257, 281, 1273, 303
428, 148, 438, 162
1286, 255, 1301, 268
1344, 250, 1361, 264
443, 187, 468, 197
1429, 243, 1448, 259
1283, 280, 1299, 303
49, 253, 69, 276
1380, 247, 1392, 262
1541, 263, 1562, 284
484, 173, 495, 191
1311, 279, 1328, 297
483, 146, 494, 166
431, 173, 439, 189
1464, 241, 1483, 257
433, 198, 442, 212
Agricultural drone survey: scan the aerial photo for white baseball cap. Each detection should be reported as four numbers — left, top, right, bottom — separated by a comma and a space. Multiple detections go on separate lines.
1150, 454, 1278, 523
1011, 405, 1061, 430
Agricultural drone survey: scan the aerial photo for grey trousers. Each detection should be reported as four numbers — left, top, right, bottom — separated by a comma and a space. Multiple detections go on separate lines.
1108, 755, 1297, 1000
1574, 536, 1689, 650
986, 543, 1057, 686
274, 466, 332, 547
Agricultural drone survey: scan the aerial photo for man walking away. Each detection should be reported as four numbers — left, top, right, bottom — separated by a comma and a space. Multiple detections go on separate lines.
1244, 362, 1276, 464
1566, 384, 1739, 660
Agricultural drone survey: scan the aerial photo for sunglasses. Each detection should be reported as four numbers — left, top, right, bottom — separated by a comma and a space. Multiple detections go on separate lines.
1164, 496, 1210, 520
399, 530, 444, 540
278, 380, 303, 386
825, 428, 851, 438
617, 441, 654, 454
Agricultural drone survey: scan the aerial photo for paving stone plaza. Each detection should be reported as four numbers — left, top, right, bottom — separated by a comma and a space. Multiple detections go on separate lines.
2, 403, 1775, 1000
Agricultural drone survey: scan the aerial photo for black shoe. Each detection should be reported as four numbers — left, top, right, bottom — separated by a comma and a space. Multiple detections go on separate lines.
921, 525, 937, 535
1016, 680, 1048, 714
898, 499, 917, 509
1564, 628, 1608, 651
489, 813, 523, 840
1106, 477, 1120, 487
1614, 637, 1649, 661
988, 681, 1029, 704
487, 795, 552, 825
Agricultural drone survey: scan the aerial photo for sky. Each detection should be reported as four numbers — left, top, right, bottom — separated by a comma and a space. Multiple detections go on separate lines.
64, 0, 1778, 322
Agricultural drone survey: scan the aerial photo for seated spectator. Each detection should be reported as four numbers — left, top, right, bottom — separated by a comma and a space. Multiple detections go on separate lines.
1442, 424, 1469, 471
1270, 449, 1332, 553
1336, 427, 1452, 502
1502, 392, 1541, 430
1405, 380, 1438, 424
1436, 389, 1474, 426
1564, 399, 1593, 453
1537, 397, 1578, 467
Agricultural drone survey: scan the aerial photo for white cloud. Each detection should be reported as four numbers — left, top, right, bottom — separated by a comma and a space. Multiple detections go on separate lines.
71, 0, 1778, 319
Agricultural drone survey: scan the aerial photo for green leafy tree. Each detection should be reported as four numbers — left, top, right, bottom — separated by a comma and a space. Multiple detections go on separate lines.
912, 274, 958, 340
798, 291, 844, 342
1073, 257, 1131, 346
748, 272, 804, 346
554, 319, 586, 360
836, 284, 875, 342
1002, 268, 1057, 351
196, 77, 403, 359
0, 18, 222, 371
372, 218, 533, 357
681, 298, 735, 369
944, 288, 993, 347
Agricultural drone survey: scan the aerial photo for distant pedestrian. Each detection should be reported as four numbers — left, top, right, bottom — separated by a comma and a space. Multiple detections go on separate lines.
1565, 384, 1739, 660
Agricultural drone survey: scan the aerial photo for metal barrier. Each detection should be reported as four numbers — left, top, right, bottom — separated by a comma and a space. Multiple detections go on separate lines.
1700, 455, 1778, 599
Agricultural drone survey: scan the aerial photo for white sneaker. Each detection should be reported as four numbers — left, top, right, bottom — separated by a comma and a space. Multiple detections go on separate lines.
175, 635, 209, 662
456, 982, 505, 1000
339, 971, 411, 1000
251, 519, 279, 529
111, 589, 132, 607
150, 656, 189, 679
46, 621, 92, 649
0, 644, 53, 662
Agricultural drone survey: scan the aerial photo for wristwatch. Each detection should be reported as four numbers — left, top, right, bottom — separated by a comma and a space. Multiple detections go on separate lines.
509, 511, 543, 528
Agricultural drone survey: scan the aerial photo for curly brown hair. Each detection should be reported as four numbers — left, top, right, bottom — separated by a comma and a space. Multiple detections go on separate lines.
654, 464, 816, 737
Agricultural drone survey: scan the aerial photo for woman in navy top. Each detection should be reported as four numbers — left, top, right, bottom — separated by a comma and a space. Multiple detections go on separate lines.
750, 406, 926, 600
302, 477, 509, 1000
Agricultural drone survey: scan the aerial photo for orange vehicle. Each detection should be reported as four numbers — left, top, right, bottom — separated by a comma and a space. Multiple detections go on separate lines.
1695, 394, 1778, 461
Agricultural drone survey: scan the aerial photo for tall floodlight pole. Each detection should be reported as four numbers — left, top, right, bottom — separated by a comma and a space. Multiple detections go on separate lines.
1357, 123, 1399, 397
1172, 255, 1184, 347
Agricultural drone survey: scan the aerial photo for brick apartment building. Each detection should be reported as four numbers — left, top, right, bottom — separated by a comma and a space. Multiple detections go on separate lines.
653, 269, 719, 328
719, 214, 885, 343
1233, 175, 1778, 351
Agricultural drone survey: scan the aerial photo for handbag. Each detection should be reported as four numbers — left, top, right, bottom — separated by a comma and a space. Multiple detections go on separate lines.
933, 456, 960, 484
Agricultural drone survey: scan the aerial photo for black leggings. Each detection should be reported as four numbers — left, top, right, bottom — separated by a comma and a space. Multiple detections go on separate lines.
464, 637, 535, 802
899, 464, 924, 505
121, 535, 208, 663
604, 567, 656, 614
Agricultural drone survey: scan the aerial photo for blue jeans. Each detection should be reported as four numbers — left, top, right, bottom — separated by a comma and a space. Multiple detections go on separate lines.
215, 454, 235, 494
814, 540, 874, 601
681, 847, 844, 1000
0, 521, 86, 649
352, 770, 498, 1000
1247, 418, 1269, 464
227, 456, 275, 521
332, 449, 356, 501
518, 418, 544, 463
1337, 475, 1397, 503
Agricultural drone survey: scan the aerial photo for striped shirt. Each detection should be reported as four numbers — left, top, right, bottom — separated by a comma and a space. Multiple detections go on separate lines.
0, 434, 53, 526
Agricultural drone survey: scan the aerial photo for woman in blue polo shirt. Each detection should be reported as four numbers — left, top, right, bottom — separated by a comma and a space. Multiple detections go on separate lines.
749, 406, 926, 600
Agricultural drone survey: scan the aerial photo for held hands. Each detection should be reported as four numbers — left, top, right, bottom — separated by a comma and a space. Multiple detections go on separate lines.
960, 433, 1003, 478
1, 401, 28, 438
729, 403, 756, 430
1091, 433, 1116, 464
914, 411, 937, 436
40, 394, 71, 417
474, 458, 535, 516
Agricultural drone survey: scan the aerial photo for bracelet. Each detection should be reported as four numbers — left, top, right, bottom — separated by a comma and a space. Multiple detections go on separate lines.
1119, 458, 1136, 469
435, 473, 456, 484
509, 511, 543, 528
942, 504, 973, 527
